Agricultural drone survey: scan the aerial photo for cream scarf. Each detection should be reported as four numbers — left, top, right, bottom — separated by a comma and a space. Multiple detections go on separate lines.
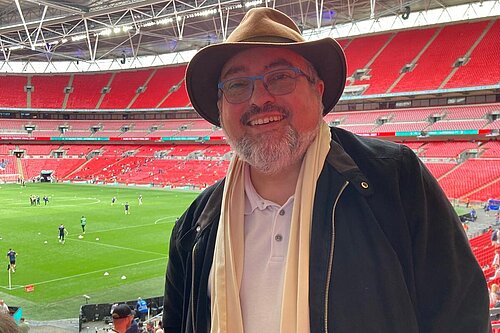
210, 121, 331, 333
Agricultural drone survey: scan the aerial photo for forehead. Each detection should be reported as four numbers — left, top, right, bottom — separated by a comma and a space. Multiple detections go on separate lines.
220, 47, 308, 79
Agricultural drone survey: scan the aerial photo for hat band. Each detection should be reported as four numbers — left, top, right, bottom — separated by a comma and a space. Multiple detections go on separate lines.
238, 36, 301, 43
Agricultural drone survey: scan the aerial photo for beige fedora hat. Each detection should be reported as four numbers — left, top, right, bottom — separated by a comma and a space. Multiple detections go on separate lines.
185, 7, 347, 126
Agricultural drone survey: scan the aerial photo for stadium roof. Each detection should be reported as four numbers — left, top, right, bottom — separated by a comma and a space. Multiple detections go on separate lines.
0, 0, 497, 67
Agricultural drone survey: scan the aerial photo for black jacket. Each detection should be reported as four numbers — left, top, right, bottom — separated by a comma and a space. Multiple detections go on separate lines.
163, 127, 489, 333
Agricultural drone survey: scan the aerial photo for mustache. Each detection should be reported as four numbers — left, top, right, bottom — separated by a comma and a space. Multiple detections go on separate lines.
240, 103, 289, 125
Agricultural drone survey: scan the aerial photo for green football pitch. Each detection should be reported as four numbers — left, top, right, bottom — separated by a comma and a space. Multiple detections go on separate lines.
0, 182, 199, 321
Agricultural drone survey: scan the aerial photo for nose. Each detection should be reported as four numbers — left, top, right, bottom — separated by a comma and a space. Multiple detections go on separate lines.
248, 78, 275, 106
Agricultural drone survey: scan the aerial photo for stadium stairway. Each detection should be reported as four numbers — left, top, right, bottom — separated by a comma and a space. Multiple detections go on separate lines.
16, 157, 24, 179
436, 162, 461, 181
460, 177, 500, 200
63, 158, 93, 180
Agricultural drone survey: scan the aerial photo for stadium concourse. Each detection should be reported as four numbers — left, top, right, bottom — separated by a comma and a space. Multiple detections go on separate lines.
0, 0, 499, 331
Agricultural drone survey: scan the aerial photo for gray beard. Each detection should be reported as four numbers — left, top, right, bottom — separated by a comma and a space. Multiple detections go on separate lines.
225, 123, 319, 175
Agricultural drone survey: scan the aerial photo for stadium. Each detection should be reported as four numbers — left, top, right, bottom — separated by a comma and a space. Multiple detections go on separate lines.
0, 0, 499, 331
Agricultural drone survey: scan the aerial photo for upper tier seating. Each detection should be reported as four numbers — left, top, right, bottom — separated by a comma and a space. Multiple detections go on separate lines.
356, 28, 437, 95
445, 19, 500, 88
31, 76, 70, 108
391, 20, 490, 92
420, 142, 479, 158
0, 76, 26, 108
100, 70, 153, 109
131, 66, 186, 108
66, 73, 112, 109
341, 33, 392, 78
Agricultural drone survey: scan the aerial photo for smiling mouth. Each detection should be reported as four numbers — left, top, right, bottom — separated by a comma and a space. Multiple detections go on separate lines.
248, 115, 284, 126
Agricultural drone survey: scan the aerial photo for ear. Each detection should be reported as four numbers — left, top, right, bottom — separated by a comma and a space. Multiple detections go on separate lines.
315, 79, 325, 97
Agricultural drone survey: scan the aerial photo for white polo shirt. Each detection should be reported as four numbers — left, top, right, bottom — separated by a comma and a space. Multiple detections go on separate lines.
208, 167, 294, 333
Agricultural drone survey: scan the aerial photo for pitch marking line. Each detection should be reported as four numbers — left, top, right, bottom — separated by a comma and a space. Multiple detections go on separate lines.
66, 237, 168, 256
72, 215, 178, 236
0, 257, 166, 290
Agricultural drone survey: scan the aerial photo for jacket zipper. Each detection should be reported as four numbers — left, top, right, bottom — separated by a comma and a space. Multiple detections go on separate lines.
324, 180, 349, 333
191, 240, 198, 333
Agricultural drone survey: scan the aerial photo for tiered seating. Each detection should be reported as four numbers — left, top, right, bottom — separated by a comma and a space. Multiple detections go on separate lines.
69, 156, 122, 181
376, 121, 429, 132
438, 159, 500, 198
167, 145, 204, 157
68, 120, 100, 130
159, 80, 190, 108
135, 145, 163, 157
445, 19, 500, 88
130, 66, 186, 108
62, 130, 92, 137
202, 145, 231, 157
29, 120, 60, 130
66, 73, 112, 108
327, 110, 391, 124
21, 158, 86, 179
0, 156, 17, 174
481, 142, 500, 158
100, 70, 152, 109
360, 28, 437, 95
468, 181, 500, 201
470, 231, 493, 269
100, 145, 140, 156
63, 145, 98, 156
18, 145, 59, 155
443, 103, 498, 120
0, 119, 28, 132
0, 75, 26, 108
420, 142, 478, 158
0, 144, 15, 155
390, 108, 437, 122
31, 75, 70, 108
336, 124, 378, 133
343, 33, 392, 78
162, 120, 193, 130
392, 21, 489, 92
426, 119, 489, 131
424, 162, 457, 179
484, 119, 500, 130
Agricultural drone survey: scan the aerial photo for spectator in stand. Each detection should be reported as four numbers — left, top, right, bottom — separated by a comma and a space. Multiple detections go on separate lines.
0, 300, 9, 314
18, 317, 29, 333
493, 229, 500, 246
496, 212, 500, 226
155, 321, 164, 333
163, 7, 490, 333
136, 297, 148, 322
111, 304, 138, 333
490, 284, 500, 308
0, 313, 19, 333
493, 250, 500, 267
490, 265, 500, 281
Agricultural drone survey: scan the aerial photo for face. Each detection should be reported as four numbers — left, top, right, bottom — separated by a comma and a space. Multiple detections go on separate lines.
218, 47, 325, 175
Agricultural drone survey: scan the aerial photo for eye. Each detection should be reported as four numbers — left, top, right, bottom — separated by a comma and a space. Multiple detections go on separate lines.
266, 70, 294, 84
225, 78, 251, 91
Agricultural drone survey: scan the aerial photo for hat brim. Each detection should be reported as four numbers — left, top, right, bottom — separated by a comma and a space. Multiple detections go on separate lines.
186, 38, 346, 127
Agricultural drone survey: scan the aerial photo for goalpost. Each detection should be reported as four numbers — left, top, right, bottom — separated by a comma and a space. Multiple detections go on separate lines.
0, 174, 20, 184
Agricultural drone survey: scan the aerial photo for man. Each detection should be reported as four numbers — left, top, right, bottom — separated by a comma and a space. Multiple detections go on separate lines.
138, 195, 143, 205
111, 304, 138, 333
58, 224, 68, 244
43, 195, 49, 205
124, 202, 130, 215
18, 317, 29, 333
163, 7, 489, 333
80, 215, 87, 233
135, 297, 148, 322
0, 300, 8, 314
6, 249, 16, 273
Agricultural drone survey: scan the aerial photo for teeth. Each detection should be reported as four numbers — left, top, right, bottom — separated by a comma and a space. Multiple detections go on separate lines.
249, 115, 283, 126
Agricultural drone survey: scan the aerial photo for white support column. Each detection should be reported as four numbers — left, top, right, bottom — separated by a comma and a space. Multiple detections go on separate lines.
14, 0, 34, 50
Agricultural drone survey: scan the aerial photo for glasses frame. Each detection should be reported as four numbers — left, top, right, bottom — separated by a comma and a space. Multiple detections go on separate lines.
217, 67, 314, 104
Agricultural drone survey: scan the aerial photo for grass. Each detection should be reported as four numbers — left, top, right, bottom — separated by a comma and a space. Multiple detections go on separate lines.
0, 182, 199, 321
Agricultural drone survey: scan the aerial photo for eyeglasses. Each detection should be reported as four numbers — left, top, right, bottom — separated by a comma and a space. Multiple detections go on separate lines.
217, 67, 314, 104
